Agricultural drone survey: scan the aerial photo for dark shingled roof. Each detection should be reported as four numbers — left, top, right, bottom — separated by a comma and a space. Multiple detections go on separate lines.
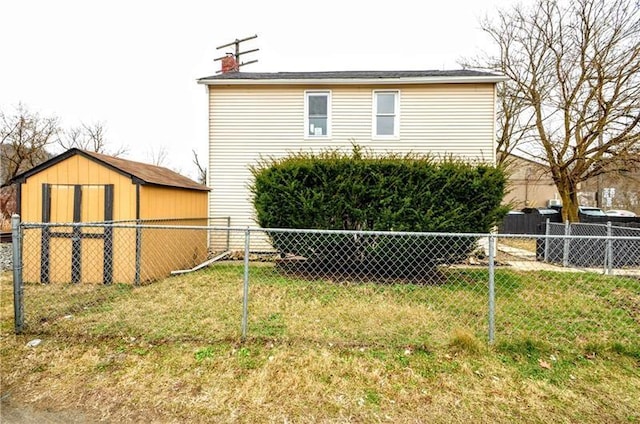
11, 148, 209, 191
198, 69, 501, 81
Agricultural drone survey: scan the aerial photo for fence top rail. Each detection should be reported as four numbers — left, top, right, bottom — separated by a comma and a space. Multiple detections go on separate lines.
16, 221, 640, 241
495, 233, 640, 241
548, 221, 640, 230
20, 222, 229, 231
255, 228, 640, 240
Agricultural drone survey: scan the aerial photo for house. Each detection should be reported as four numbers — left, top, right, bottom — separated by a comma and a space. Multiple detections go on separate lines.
502, 153, 640, 215
9, 148, 209, 284
502, 153, 560, 209
578, 170, 640, 214
198, 65, 506, 249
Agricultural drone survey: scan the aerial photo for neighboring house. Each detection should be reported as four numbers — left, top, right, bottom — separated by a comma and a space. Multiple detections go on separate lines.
579, 170, 640, 214
502, 153, 640, 215
502, 153, 560, 209
198, 66, 506, 248
9, 148, 209, 284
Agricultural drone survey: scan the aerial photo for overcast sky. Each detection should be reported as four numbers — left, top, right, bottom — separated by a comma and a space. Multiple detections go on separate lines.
0, 0, 518, 180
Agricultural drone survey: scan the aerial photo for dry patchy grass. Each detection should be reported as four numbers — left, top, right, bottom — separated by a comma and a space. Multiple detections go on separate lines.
499, 237, 537, 253
1, 267, 639, 423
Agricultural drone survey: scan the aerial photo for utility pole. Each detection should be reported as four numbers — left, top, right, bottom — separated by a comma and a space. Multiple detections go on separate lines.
214, 35, 259, 73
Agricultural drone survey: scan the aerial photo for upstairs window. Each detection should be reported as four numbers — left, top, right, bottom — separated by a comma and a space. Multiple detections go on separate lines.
373, 91, 399, 137
305, 91, 331, 137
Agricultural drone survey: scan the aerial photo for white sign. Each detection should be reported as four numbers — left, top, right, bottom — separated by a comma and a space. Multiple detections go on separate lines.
603, 187, 616, 199
603, 187, 615, 207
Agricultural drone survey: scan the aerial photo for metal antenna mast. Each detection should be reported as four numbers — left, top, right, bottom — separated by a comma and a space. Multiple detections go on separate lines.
214, 35, 259, 72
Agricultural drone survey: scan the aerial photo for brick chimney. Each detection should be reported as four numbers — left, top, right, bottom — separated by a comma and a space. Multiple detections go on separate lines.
221, 53, 239, 73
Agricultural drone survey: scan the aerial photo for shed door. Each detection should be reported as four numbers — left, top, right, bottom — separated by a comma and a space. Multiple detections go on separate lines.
41, 184, 114, 284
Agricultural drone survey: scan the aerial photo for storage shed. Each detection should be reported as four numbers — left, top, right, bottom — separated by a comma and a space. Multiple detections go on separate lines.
10, 148, 210, 284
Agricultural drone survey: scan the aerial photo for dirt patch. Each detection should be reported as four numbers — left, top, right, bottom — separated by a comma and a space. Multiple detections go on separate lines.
1, 396, 98, 424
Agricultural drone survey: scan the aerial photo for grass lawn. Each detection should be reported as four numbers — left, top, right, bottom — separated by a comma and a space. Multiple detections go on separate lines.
1, 265, 639, 423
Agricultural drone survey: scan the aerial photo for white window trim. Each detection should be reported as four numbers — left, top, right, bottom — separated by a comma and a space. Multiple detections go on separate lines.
304, 90, 332, 139
372, 90, 400, 139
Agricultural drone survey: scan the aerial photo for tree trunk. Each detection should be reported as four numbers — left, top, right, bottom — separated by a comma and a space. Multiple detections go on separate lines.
557, 183, 580, 222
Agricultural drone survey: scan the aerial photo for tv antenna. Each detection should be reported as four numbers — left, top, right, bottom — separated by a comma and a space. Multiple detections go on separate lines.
214, 34, 259, 72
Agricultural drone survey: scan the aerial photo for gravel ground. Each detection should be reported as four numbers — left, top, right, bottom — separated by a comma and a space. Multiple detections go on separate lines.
0, 243, 12, 271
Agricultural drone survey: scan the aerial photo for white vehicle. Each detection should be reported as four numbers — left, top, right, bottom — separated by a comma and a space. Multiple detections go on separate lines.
605, 209, 637, 217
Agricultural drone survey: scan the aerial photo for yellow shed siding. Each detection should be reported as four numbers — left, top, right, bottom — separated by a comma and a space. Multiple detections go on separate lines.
50, 185, 75, 223
139, 185, 208, 220
19, 154, 208, 284
21, 229, 42, 283
81, 186, 107, 223
19, 155, 138, 284
208, 83, 497, 249
138, 226, 208, 282
20, 155, 137, 222
22, 228, 139, 284
80, 238, 105, 282
138, 185, 209, 279
48, 238, 72, 282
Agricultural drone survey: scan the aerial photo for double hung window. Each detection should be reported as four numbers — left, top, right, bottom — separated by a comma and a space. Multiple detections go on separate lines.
305, 91, 331, 137
373, 91, 399, 138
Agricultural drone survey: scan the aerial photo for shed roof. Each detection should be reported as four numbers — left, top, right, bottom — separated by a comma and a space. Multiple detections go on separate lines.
11, 148, 209, 191
198, 69, 507, 85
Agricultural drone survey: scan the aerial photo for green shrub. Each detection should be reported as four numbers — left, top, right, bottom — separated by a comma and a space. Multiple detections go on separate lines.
251, 147, 507, 278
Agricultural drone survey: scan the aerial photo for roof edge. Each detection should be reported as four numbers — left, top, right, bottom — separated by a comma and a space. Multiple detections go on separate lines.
9, 148, 210, 192
8, 149, 109, 184
198, 75, 508, 86
80, 150, 210, 191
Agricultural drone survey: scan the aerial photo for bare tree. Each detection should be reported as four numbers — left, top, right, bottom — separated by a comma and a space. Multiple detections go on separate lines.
146, 145, 169, 167
494, 80, 539, 166
460, 58, 537, 166
478, 0, 640, 221
59, 122, 127, 157
192, 149, 207, 185
0, 104, 58, 185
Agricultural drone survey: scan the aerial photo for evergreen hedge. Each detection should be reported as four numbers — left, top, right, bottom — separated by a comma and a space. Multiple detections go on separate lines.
251, 147, 507, 279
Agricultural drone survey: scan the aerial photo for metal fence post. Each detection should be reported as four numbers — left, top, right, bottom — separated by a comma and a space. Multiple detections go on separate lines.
488, 234, 496, 344
134, 219, 142, 286
606, 221, 613, 276
562, 220, 571, 267
241, 227, 250, 341
544, 218, 550, 262
12, 214, 24, 334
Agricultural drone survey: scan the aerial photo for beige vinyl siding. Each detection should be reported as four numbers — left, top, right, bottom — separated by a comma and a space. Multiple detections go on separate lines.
399, 85, 495, 160
208, 83, 496, 247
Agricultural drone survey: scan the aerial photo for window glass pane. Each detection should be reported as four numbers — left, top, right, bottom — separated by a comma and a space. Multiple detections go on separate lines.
309, 95, 328, 116
377, 116, 394, 135
376, 93, 395, 114
309, 117, 327, 136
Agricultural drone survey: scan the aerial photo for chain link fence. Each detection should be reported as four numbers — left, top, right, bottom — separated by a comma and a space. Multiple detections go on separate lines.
543, 221, 640, 269
7, 216, 640, 350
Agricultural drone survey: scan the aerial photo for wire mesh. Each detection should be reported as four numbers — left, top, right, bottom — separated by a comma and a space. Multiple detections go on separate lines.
546, 222, 640, 268
9, 222, 640, 350
493, 233, 639, 348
